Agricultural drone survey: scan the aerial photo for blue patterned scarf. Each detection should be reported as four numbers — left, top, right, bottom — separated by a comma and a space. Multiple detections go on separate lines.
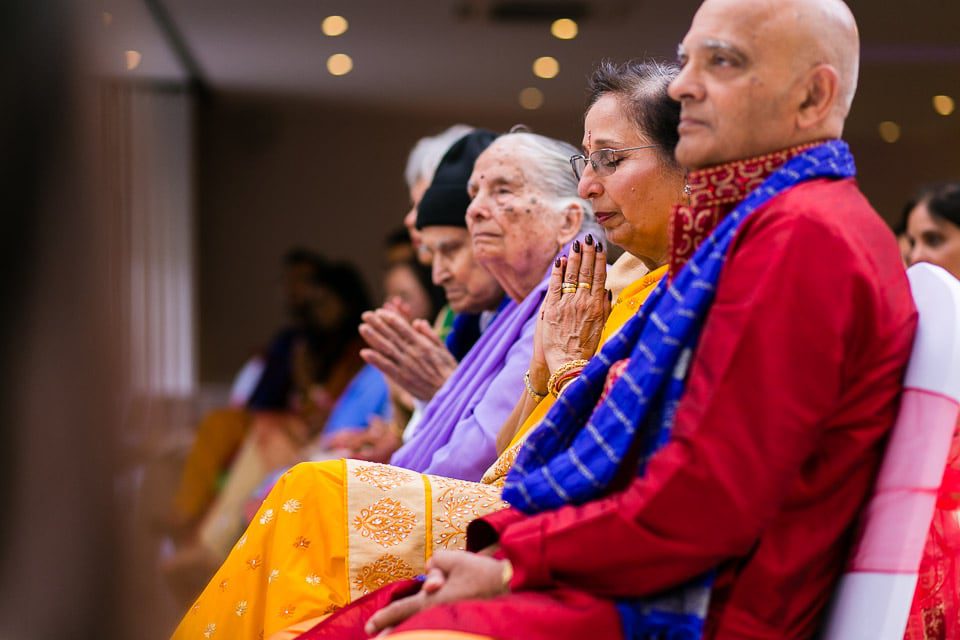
502, 140, 857, 639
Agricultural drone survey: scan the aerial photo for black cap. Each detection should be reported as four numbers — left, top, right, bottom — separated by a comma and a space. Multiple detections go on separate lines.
416, 129, 499, 229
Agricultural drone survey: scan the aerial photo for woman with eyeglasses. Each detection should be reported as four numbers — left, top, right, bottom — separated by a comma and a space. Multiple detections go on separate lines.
172, 60, 684, 640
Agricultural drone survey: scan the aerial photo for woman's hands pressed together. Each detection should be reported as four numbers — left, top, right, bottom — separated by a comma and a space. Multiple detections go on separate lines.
528, 234, 611, 394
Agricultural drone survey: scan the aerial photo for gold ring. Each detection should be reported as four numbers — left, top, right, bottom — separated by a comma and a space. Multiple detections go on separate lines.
578, 282, 592, 290
561, 284, 577, 294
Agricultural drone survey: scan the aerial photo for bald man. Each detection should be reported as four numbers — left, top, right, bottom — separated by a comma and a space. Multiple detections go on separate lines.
296, 2, 917, 638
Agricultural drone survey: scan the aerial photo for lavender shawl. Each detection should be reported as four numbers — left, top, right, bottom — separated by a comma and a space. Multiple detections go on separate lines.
389, 273, 548, 481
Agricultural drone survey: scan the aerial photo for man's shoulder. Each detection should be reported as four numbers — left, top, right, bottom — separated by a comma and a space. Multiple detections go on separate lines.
743, 177, 893, 255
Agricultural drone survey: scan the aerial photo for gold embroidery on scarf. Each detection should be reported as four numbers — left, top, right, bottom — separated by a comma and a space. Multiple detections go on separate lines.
352, 497, 417, 547
352, 464, 411, 491
352, 553, 417, 596
345, 460, 427, 602
428, 476, 508, 550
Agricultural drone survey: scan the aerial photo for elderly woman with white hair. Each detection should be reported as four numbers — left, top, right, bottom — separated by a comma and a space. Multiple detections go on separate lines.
173, 129, 599, 639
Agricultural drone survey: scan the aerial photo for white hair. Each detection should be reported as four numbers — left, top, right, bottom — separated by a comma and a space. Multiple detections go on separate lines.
492, 132, 602, 240
404, 124, 475, 189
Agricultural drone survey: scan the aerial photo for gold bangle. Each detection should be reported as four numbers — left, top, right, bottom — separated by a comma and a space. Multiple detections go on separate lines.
547, 359, 589, 397
577, 281, 592, 290
523, 370, 547, 402
500, 559, 514, 592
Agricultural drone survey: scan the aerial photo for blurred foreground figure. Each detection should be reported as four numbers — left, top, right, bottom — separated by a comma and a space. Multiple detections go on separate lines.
0, 1, 118, 638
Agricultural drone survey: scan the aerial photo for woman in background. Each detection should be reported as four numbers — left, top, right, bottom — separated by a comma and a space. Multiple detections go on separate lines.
902, 181, 960, 639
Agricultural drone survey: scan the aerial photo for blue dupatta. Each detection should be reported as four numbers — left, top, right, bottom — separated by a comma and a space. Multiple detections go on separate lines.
502, 141, 857, 639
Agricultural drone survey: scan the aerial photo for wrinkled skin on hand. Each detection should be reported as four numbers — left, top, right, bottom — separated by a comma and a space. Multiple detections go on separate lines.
359, 308, 458, 403
531, 234, 612, 390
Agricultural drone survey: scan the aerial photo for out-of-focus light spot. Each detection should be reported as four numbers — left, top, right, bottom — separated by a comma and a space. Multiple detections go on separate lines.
878, 121, 901, 143
102, 12, 113, 26
322, 15, 349, 37
519, 87, 544, 110
550, 18, 578, 40
125, 50, 142, 71
533, 56, 559, 79
933, 95, 955, 116
327, 53, 353, 76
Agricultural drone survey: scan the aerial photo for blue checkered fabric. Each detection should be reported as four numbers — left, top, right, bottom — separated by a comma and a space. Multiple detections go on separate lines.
502, 140, 857, 640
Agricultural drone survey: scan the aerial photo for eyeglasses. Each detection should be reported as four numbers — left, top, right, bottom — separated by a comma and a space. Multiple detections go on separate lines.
569, 145, 658, 180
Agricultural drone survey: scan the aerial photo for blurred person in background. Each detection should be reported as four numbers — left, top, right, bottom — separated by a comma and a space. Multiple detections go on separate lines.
404, 124, 475, 262
164, 248, 327, 537
163, 259, 370, 598
902, 181, 960, 639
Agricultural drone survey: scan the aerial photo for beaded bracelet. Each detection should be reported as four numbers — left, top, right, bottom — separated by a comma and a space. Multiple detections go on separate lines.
547, 359, 589, 397
523, 370, 547, 402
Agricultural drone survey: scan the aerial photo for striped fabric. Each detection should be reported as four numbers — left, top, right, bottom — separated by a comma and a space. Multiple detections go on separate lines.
502, 140, 858, 640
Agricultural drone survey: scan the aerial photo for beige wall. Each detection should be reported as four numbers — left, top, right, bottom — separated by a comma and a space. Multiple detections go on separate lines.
196, 94, 579, 382
196, 92, 960, 384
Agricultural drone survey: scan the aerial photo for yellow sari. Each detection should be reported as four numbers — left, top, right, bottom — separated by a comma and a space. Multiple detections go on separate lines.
173, 266, 666, 640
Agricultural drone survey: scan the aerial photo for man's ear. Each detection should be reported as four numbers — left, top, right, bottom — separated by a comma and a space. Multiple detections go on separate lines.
556, 202, 583, 245
797, 64, 840, 131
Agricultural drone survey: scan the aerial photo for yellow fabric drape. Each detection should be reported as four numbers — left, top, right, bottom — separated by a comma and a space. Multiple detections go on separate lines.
172, 407, 251, 525
173, 268, 665, 640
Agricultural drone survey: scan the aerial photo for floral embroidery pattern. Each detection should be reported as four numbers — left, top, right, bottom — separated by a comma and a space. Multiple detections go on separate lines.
352, 497, 416, 547
431, 477, 507, 549
203, 623, 216, 638
279, 604, 296, 619
481, 446, 521, 488
259, 508, 275, 525
218, 579, 229, 592
235, 534, 247, 549
282, 499, 302, 514
293, 536, 311, 550
235, 600, 248, 617
352, 464, 410, 491
352, 554, 416, 595
247, 554, 262, 570
267, 569, 280, 584
305, 574, 321, 587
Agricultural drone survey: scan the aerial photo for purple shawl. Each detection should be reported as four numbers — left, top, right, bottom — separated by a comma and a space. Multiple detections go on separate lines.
389, 272, 549, 481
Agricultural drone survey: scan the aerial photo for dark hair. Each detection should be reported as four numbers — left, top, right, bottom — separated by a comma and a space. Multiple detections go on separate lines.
901, 182, 960, 231
586, 59, 682, 169
314, 260, 371, 328
388, 258, 446, 321
385, 227, 412, 250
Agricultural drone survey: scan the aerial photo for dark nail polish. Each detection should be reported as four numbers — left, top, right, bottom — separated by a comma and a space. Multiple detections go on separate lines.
597, 241, 603, 253
585, 233, 594, 245
573, 240, 581, 253
555, 256, 561, 268
608, 289, 613, 301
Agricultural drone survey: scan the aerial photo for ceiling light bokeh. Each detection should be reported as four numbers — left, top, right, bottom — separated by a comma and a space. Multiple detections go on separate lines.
322, 15, 349, 37
532, 56, 559, 79
878, 121, 901, 143
125, 50, 142, 71
550, 18, 578, 40
327, 53, 353, 76
519, 87, 544, 110
933, 95, 956, 116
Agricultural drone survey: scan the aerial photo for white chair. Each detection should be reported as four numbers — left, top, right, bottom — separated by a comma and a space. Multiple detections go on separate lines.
823, 262, 960, 639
